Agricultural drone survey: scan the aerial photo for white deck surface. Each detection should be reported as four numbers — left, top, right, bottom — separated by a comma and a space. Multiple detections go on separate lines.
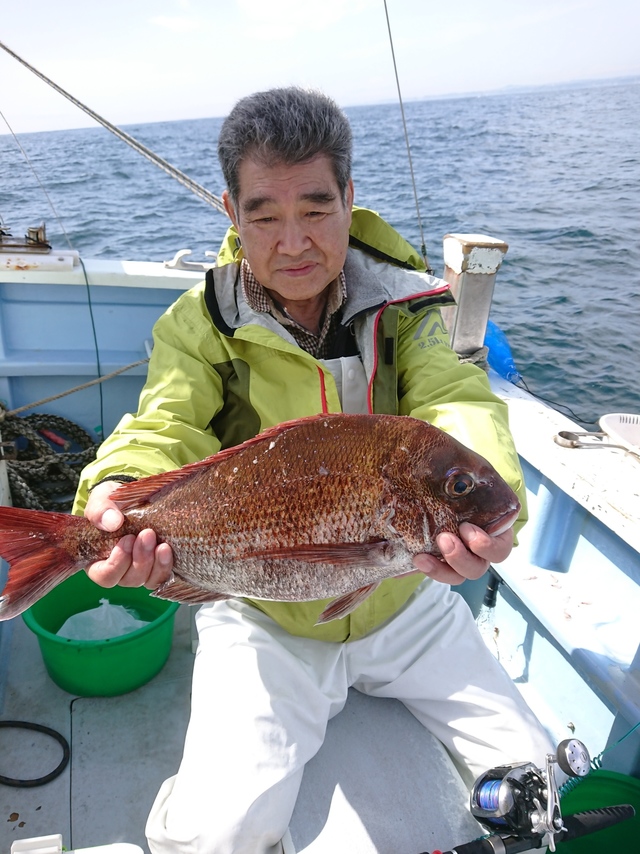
1, 608, 193, 851
1, 604, 488, 854
492, 374, 640, 553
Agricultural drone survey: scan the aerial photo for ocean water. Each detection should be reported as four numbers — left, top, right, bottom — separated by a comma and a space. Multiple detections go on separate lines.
1, 79, 639, 425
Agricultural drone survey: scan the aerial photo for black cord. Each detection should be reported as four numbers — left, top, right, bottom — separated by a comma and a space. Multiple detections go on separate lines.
516, 377, 599, 426
78, 255, 105, 442
0, 720, 70, 787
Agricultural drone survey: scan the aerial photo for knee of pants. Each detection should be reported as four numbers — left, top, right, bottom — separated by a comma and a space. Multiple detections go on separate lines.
147, 773, 297, 854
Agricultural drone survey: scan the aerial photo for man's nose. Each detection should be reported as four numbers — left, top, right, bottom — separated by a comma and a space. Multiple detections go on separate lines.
277, 218, 312, 255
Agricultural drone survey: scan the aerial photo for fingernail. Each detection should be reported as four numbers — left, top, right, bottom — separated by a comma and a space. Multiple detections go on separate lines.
141, 531, 156, 552
439, 534, 455, 555
102, 508, 122, 531
459, 522, 478, 542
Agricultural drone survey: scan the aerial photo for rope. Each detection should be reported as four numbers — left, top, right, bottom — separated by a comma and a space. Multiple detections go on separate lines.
0, 358, 149, 420
459, 346, 490, 371
1, 405, 99, 511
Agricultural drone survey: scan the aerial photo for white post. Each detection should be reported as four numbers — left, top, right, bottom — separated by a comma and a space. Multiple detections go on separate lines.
440, 234, 508, 356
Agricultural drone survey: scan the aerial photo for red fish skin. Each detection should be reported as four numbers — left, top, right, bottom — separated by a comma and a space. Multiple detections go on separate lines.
0, 413, 520, 622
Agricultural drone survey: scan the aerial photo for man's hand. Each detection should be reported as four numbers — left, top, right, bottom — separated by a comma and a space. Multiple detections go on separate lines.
84, 481, 174, 590
412, 522, 514, 585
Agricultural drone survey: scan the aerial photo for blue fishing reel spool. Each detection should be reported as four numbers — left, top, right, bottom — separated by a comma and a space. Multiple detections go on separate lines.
470, 739, 590, 838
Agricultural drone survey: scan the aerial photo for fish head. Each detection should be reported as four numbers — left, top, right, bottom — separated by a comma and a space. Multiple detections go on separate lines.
408, 426, 522, 540
437, 458, 521, 535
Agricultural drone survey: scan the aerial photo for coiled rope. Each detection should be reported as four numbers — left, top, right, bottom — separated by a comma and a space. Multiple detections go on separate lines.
0, 404, 98, 511
0, 356, 152, 509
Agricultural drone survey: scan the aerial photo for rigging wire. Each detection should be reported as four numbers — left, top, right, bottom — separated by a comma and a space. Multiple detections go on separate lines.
383, 0, 432, 273
0, 109, 73, 252
0, 39, 228, 218
1, 107, 106, 436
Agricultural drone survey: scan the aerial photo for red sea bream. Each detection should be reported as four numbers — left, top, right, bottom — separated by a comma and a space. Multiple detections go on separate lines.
0, 413, 520, 623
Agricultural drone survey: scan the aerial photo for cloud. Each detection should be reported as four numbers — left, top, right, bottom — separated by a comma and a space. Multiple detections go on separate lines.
150, 15, 199, 33
235, 0, 377, 40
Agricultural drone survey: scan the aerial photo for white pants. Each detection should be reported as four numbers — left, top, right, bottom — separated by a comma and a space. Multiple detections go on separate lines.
146, 580, 553, 854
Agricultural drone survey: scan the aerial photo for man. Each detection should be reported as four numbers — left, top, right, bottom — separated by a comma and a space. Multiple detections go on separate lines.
75, 87, 552, 853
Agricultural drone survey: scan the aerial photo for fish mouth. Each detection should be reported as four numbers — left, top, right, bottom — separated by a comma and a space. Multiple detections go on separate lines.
484, 507, 520, 536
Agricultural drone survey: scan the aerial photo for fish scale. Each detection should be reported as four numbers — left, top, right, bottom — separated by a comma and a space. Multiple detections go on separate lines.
0, 413, 520, 623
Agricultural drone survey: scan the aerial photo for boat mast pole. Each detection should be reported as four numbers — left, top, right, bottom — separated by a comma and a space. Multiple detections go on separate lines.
0, 40, 228, 217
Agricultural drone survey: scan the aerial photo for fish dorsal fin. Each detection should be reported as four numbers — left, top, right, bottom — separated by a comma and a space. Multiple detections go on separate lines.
111, 414, 353, 512
111, 468, 203, 512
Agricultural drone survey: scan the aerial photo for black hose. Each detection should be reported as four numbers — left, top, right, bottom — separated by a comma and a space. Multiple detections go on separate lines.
483, 568, 501, 608
0, 720, 70, 787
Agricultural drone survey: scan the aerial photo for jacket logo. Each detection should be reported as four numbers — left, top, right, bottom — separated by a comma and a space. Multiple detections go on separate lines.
414, 312, 448, 344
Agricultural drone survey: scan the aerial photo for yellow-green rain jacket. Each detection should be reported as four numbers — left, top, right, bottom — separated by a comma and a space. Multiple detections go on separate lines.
74, 209, 526, 642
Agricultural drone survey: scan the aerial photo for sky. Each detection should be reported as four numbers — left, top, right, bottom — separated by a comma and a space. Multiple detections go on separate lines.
1, 0, 639, 134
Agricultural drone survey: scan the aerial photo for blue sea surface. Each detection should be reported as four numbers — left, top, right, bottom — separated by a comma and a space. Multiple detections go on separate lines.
1, 79, 639, 425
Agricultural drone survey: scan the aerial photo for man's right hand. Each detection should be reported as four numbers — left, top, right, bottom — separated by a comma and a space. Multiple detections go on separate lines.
83, 481, 174, 590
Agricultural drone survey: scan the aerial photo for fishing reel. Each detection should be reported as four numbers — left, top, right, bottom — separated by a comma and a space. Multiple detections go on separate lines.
468, 738, 590, 851
420, 738, 635, 853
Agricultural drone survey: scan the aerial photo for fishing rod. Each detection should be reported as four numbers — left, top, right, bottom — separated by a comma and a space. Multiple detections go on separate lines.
383, 0, 432, 273
0, 39, 228, 217
5, 23, 428, 263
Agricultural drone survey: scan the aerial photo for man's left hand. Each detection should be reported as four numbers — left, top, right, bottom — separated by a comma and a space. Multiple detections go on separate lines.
412, 522, 514, 585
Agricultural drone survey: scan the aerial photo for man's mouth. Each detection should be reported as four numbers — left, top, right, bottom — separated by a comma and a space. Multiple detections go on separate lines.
279, 262, 316, 276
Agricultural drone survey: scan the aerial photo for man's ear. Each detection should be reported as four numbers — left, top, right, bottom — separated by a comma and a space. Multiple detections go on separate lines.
222, 190, 239, 229
345, 178, 355, 224
346, 178, 354, 210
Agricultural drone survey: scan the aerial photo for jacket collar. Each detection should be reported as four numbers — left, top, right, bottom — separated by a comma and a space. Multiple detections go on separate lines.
204, 247, 447, 336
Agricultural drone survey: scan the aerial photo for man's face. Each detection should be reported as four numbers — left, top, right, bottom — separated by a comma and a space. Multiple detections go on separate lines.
223, 154, 354, 307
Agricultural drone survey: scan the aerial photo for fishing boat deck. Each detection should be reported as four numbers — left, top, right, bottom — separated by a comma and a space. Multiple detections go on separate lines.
1, 601, 487, 853
1, 260, 639, 852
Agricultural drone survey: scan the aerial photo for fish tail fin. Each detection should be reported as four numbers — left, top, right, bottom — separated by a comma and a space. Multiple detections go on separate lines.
0, 507, 86, 621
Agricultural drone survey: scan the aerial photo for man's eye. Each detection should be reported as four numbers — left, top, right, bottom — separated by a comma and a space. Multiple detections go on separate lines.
307, 210, 327, 218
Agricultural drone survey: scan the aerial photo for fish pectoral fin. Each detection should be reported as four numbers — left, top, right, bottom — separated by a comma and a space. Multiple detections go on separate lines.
316, 583, 380, 624
244, 540, 392, 566
151, 575, 231, 605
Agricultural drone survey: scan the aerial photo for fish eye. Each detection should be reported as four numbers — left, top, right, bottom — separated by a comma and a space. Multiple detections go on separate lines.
444, 471, 475, 498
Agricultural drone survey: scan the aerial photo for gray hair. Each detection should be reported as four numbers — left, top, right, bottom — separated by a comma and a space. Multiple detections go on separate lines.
218, 87, 352, 207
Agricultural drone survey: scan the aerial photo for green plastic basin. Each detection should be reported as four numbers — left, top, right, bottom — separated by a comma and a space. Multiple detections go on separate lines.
558, 768, 640, 851
23, 571, 179, 697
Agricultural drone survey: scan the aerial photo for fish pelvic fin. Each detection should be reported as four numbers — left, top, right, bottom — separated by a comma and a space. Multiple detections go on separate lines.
316, 583, 380, 624
0, 507, 86, 621
152, 574, 232, 605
